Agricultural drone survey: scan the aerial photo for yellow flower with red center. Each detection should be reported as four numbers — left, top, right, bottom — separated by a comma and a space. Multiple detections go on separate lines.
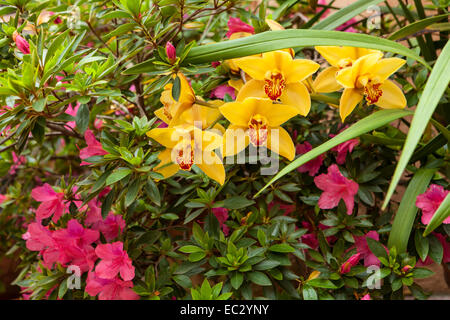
335, 52, 407, 121
313, 46, 382, 93
233, 50, 319, 116
219, 97, 299, 160
147, 124, 225, 185
154, 73, 196, 126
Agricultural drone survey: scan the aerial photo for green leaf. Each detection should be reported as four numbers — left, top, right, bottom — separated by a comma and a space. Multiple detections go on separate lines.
179, 245, 203, 253
101, 189, 115, 219
173, 275, 192, 288
383, 41, 450, 209
424, 193, 450, 236
311, 0, 383, 31
307, 278, 338, 289
247, 271, 272, 286
171, 76, 181, 102
366, 237, 388, 260
230, 272, 244, 290
254, 260, 281, 271
184, 30, 428, 68
75, 104, 90, 134
302, 285, 318, 300
414, 230, 429, 262
106, 168, 132, 185
223, 196, 255, 210
268, 243, 295, 253
412, 268, 434, 279
125, 179, 140, 207
388, 14, 450, 40
256, 109, 413, 197
387, 168, 436, 253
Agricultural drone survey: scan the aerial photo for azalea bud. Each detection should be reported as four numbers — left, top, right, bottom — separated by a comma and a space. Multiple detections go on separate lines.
13, 31, 30, 54
340, 253, 361, 274
165, 42, 176, 64
402, 265, 412, 273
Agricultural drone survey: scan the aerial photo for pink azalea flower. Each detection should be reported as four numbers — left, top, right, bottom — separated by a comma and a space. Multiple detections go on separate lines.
23, 222, 54, 252
296, 142, 324, 176
300, 222, 319, 250
97, 213, 126, 242
314, 164, 359, 215
340, 253, 361, 274
94, 118, 103, 129
210, 84, 236, 100
226, 17, 254, 38
0, 194, 7, 204
65, 103, 79, 129
354, 231, 382, 267
79, 129, 108, 166
13, 31, 30, 54
9, 152, 26, 175
52, 219, 99, 250
211, 61, 221, 68
329, 134, 359, 165
95, 242, 135, 281
85, 271, 139, 300
416, 184, 450, 225
317, 1, 357, 33
268, 201, 296, 216
360, 294, 371, 300
85, 199, 103, 226
212, 207, 230, 236
31, 183, 67, 222
435, 233, 450, 264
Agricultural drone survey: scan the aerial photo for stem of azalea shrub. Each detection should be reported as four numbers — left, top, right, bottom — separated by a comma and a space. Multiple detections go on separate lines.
310, 93, 340, 106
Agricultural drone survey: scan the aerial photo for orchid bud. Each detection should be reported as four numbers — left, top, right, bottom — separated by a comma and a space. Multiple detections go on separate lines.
165, 42, 176, 64
13, 31, 30, 55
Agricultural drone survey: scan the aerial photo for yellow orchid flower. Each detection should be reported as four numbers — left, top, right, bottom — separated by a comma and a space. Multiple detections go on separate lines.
234, 50, 319, 116
147, 125, 225, 185
313, 46, 382, 93
154, 73, 196, 126
226, 19, 293, 74
335, 52, 406, 122
219, 97, 298, 160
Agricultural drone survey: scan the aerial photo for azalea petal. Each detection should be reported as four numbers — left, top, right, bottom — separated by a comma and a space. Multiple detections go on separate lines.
285, 59, 320, 83
267, 127, 295, 160
96, 261, 119, 279
339, 88, 363, 122
119, 263, 135, 281
375, 80, 406, 109
31, 183, 57, 201
236, 79, 265, 101
313, 66, 342, 93
280, 82, 311, 116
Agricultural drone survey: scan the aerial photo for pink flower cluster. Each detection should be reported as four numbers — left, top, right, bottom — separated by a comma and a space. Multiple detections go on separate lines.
226, 17, 254, 38
23, 183, 135, 300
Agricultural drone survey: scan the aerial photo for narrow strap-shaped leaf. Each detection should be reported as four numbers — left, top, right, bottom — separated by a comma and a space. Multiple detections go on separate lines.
183, 30, 429, 68
255, 109, 413, 198
382, 41, 450, 210
387, 168, 436, 253
423, 194, 450, 237
388, 14, 450, 41
311, 0, 383, 31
